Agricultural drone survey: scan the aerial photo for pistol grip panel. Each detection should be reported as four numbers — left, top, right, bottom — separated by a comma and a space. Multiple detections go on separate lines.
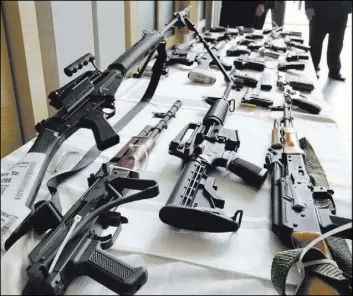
228, 157, 268, 188
291, 98, 321, 115
75, 242, 147, 295
80, 110, 120, 151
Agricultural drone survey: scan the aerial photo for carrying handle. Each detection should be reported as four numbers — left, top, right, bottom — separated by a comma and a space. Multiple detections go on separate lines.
64, 53, 95, 77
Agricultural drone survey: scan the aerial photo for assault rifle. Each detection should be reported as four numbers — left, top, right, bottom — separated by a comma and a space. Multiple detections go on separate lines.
23, 101, 182, 295
159, 17, 268, 232
1, 6, 191, 251
265, 103, 352, 295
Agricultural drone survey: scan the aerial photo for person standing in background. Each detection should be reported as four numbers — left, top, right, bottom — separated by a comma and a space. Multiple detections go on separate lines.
220, 1, 275, 30
271, 1, 286, 27
306, 1, 352, 81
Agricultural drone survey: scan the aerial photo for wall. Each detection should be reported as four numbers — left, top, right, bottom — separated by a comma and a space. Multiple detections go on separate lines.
51, 1, 96, 86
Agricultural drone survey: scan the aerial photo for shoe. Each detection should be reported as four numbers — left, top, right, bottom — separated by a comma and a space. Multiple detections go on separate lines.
328, 72, 346, 81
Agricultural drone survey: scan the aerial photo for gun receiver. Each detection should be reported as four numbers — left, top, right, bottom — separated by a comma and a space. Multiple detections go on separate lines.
265, 103, 352, 295
1, 6, 191, 252
23, 101, 182, 295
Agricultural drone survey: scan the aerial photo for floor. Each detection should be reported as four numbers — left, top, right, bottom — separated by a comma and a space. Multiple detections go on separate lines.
265, 4, 352, 175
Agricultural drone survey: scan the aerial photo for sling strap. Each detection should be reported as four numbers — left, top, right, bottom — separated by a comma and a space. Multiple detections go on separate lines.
270, 137, 352, 295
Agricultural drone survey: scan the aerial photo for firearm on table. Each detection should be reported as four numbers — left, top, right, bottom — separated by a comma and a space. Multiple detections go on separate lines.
229, 67, 258, 88
285, 40, 311, 52
209, 26, 239, 36
1, 5, 191, 252
159, 17, 268, 233
227, 45, 251, 57
277, 71, 314, 92
286, 52, 309, 62
233, 57, 265, 71
241, 87, 273, 108
278, 62, 306, 71
166, 37, 199, 66
139, 37, 200, 77
23, 101, 182, 296
265, 103, 352, 295
188, 39, 232, 84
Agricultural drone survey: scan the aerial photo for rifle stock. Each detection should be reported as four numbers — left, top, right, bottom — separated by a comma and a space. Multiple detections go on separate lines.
291, 232, 340, 295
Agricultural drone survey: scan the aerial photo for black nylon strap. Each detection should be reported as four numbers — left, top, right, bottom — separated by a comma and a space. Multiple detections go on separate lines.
46, 42, 167, 212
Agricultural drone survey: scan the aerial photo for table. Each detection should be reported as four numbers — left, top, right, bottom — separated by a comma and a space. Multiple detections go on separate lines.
1, 30, 352, 295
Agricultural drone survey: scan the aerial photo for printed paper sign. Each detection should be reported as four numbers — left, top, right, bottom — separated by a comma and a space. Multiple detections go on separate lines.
1, 152, 45, 250
1, 198, 31, 251
1, 152, 46, 202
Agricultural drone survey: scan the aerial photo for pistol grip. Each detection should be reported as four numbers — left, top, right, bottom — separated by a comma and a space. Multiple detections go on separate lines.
228, 157, 268, 188
80, 110, 119, 151
75, 241, 147, 295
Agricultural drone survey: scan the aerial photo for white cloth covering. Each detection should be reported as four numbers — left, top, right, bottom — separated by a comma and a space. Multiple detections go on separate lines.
1, 34, 351, 295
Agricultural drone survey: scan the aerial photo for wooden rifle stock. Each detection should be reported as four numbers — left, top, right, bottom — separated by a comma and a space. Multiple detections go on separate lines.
291, 232, 340, 295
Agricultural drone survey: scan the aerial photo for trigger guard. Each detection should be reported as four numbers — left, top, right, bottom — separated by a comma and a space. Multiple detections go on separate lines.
103, 105, 116, 120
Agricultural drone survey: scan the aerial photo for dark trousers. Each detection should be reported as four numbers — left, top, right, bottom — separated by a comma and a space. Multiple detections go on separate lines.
309, 15, 348, 73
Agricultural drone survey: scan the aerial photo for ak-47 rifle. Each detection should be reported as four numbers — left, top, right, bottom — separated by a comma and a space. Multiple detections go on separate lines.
265, 103, 352, 295
22, 101, 182, 295
159, 16, 268, 233
1, 6, 191, 252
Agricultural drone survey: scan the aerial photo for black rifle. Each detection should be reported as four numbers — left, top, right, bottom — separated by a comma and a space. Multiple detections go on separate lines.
2, 6, 191, 251
159, 17, 268, 233
265, 103, 352, 295
23, 101, 182, 296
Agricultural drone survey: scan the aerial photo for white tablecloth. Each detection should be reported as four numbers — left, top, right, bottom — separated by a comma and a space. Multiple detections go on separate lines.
1, 33, 351, 295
